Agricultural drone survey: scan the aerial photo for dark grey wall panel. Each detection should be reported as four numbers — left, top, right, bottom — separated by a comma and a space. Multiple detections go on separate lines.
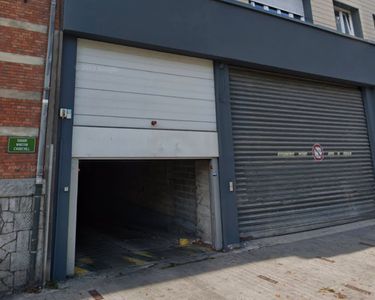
363, 88, 375, 174
229, 68, 375, 239
63, 0, 375, 86
214, 63, 240, 247
52, 36, 77, 280
302, 0, 314, 23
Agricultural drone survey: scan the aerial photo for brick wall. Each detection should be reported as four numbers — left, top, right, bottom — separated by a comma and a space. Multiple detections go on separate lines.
0, 1, 51, 25
0, 27, 47, 57
0, 0, 60, 295
0, 136, 37, 179
0, 0, 61, 181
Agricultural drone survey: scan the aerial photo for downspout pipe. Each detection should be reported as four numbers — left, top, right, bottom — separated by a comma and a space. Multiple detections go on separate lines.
29, 0, 57, 284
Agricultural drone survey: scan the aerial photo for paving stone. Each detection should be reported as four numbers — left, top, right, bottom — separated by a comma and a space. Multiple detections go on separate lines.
8, 199, 19, 212
10, 252, 30, 272
0, 281, 9, 292
19, 198, 33, 213
0, 249, 7, 261
0, 199, 9, 212
2, 240, 16, 253
0, 271, 11, 280
2, 223, 14, 234
1, 275, 13, 289
0, 179, 35, 198
0, 194, 37, 297
16, 231, 30, 252
0, 232, 16, 248
0, 255, 10, 271
1, 212, 14, 223
14, 213, 32, 231
14, 271, 27, 287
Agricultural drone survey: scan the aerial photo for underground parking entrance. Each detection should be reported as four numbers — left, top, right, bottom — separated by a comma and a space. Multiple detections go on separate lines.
68, 159, 220, 276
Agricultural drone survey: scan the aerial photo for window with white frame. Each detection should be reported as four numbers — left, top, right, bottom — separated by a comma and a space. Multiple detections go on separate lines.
334, 6, 355, 36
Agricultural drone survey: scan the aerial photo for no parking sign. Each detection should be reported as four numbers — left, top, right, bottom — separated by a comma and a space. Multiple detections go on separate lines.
312, 144, 324, 161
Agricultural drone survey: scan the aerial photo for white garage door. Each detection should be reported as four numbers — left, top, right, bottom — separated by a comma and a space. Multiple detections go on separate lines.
72, 39, 218, 158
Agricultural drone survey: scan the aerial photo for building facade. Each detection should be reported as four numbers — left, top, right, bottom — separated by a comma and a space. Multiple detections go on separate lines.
311, 0, 375, 41
0, 0, 61, 295
239, 0, 375, 41
1, 0, 375, 295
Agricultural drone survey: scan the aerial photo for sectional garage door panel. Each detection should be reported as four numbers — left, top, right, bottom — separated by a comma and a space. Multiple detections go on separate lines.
72, 39, 219, 159
74, 39, 216, 132
229, 68, 375, 239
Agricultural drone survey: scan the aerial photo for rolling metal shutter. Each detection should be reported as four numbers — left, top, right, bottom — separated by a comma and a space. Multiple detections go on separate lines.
230, 68, 375, 239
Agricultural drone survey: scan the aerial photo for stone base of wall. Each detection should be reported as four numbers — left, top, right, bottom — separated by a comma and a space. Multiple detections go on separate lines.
0, 179, 44, 297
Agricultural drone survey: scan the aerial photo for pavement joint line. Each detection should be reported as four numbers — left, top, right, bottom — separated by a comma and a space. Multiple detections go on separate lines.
344, 284, 372, 295
316, 257, 335, 263
257, 275, 278, 284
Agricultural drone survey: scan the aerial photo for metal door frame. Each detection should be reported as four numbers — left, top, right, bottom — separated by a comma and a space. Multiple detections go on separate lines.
65, 157, 223, 276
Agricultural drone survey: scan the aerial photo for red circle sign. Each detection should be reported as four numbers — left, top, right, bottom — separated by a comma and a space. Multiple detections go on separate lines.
312, 144, 324, 161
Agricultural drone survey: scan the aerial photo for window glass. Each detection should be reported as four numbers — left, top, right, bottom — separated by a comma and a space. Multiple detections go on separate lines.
334, 6, 355, 36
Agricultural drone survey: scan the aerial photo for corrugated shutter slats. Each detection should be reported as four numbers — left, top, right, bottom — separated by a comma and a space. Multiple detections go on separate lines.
230, 68, 375, 239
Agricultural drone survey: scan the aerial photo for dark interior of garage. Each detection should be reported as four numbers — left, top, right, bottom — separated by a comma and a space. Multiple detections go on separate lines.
74, 160, 213, 274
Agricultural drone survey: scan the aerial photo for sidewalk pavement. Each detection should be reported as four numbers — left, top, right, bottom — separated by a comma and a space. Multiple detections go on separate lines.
10, 222, 375, 300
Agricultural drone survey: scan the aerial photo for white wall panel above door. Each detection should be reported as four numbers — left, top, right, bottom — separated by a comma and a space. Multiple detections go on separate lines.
72, 127, 219, 159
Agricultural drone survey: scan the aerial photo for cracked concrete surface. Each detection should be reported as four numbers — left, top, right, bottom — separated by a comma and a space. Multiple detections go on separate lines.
9, 223, 375, 300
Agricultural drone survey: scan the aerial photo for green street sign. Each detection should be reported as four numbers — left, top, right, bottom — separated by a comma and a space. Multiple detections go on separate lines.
7, 137, 36, 154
